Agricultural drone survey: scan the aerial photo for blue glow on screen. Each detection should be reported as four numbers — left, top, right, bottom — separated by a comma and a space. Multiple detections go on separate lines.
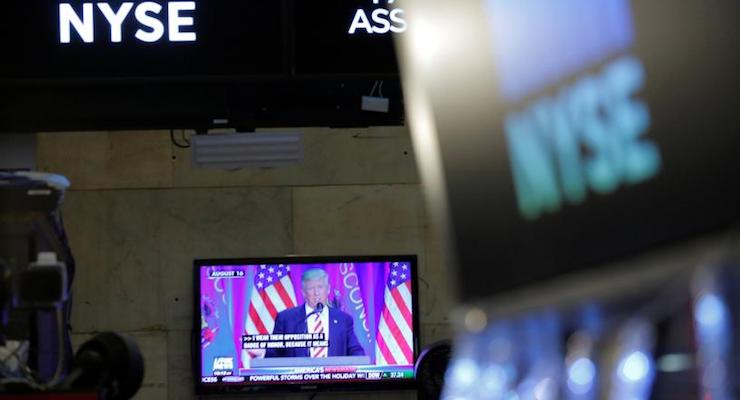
567, 357, 596, 394
486, 0, 635, 102
447, 358, 480, 388
618, 351, 651, 383
696, 293, 728, 330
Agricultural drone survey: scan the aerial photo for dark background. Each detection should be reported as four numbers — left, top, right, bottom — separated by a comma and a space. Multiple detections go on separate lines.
0, 0, 403, 130
293, 0, 400, 75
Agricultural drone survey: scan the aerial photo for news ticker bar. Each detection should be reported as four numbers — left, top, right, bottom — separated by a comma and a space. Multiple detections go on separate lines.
201, 370, 414, 384
237, 364, 412, 376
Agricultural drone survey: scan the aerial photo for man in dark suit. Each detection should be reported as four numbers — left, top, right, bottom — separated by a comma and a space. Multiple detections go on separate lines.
266, 268, 365, 358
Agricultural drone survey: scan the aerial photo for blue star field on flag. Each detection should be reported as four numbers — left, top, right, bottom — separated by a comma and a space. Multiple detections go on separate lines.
254, 264, 291, 290
388, 262, 410, 290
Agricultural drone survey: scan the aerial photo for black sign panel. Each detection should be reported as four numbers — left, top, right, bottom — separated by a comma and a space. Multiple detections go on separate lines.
0, 0, 403, 81
401, 0, 740, 301
293, 0, 402, 75
0, 1, 406, 130
0, 0, 285, 80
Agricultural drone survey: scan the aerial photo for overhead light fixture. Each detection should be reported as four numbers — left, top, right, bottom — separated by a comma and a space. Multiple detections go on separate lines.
191, 132, 304, 169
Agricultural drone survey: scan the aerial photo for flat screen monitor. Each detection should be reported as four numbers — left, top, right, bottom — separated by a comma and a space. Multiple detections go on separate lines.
194, 255, 419, 394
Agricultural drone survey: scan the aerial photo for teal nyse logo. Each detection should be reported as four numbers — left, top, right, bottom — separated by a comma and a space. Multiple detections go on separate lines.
505, 56, 662, 220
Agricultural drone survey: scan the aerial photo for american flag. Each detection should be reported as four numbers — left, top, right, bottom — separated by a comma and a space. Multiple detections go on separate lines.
242, 264, 297, 366
375, 262, 414, 365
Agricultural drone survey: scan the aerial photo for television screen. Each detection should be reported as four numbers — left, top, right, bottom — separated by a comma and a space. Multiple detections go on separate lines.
194, 255, 419, 394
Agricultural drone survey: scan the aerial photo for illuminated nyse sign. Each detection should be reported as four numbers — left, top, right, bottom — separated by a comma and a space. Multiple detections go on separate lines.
349, 0, 406, 34
488, 0, 661, 220
59, 1, 197, 43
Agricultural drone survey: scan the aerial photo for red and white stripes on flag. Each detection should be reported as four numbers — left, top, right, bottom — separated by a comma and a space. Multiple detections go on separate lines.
375, 262, 414, 365
242, 264, 297, 366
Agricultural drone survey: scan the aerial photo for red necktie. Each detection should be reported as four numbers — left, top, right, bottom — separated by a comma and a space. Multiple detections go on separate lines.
310, 314, 326, 358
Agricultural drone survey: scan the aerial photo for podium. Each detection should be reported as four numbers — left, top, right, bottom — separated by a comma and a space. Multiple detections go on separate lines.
251, 356, 371, 368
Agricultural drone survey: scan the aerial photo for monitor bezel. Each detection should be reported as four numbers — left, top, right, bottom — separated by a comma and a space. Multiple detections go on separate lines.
193, 254, 420, 395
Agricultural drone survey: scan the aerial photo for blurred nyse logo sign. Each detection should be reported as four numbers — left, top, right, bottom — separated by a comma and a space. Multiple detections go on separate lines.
506, 57, 661, 220
58, 1, 197, 44
349, 0, 406, 34
486, 0, 662, 220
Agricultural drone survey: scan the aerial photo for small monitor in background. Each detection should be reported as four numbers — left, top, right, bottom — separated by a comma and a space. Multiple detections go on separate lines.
194, 255, 419, 395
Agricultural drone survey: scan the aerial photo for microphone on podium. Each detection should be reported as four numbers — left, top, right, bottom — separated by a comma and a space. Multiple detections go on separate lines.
304, 302, 325, 321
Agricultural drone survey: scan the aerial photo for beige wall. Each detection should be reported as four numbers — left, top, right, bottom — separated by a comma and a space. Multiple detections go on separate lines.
38, 128, 455, 400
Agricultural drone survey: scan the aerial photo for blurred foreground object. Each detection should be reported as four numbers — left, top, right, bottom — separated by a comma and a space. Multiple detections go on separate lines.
395, 0, 740, 299
60, 332, 144, 400
0, 171, 73, 386
395, 0, 740, 398
440, 258, 739, 399
416, 340, 452, 400
0, 172, 143, 399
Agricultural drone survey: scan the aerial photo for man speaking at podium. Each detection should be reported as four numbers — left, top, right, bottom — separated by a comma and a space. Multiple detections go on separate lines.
266, 268, 365, 358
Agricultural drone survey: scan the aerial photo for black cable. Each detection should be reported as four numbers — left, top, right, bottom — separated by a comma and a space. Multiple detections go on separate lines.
180, 129, 191, 146
308, 393, 318, 400
368, 80, 379, 97
170, 129, 190, 148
